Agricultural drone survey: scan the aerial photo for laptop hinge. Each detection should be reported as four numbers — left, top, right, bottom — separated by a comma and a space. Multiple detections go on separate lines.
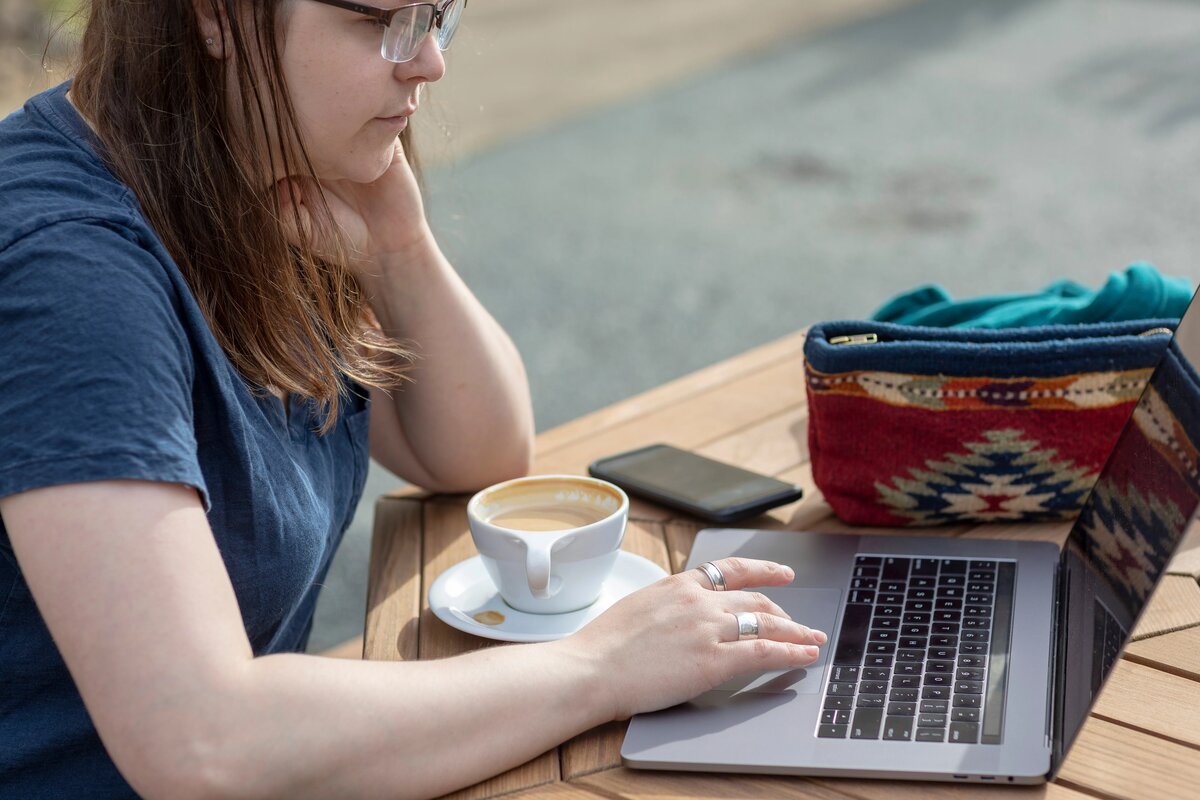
1046, 552, 1069, 774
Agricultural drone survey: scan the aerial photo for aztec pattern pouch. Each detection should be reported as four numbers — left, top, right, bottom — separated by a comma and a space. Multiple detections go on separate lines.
803, 320, 1176, 527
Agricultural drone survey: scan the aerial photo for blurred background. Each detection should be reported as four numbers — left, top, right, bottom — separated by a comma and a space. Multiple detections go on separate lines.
4, 0, 1199, 652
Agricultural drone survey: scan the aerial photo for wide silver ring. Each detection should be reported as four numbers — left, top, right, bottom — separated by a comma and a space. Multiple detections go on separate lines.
698, 561, 726, 591
734, 611, 760, 640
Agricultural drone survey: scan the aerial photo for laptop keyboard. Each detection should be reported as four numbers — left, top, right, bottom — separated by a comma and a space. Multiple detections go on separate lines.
817, 556, 1016, 744
1091, 599, 1127, 694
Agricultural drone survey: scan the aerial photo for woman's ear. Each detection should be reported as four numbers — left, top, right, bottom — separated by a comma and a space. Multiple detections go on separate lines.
193, 0, 231, 59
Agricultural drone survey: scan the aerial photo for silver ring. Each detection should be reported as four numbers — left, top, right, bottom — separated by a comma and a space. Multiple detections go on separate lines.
734, 611, 760, 640
698, 561, 726, 591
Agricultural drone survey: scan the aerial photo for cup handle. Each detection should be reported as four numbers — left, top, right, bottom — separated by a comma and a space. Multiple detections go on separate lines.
526, 541, 559, 599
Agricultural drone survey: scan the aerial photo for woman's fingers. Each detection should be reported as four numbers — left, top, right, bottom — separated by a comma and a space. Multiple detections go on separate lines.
686, 557, 795, 591
721, 590, 791, 621
723, 637, 823, 673
724, 611, 827, 648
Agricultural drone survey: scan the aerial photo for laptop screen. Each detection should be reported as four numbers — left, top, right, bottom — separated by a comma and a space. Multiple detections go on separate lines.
1053, 290, 1200, 771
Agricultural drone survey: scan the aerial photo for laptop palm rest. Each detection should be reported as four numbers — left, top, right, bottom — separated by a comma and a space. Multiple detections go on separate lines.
704, 587, 841, 697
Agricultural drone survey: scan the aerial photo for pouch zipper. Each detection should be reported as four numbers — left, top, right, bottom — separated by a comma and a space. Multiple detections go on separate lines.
828, 327, 1171, 345
828, 333, 879, 345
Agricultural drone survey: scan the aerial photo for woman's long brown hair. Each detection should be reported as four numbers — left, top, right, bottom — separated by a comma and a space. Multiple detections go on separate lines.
71, 1, 412, 432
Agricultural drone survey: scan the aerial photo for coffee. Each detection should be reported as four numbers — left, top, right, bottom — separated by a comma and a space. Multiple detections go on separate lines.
487, 503, 611, 532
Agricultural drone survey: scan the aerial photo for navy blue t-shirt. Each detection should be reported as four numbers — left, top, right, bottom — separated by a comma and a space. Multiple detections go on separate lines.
0, 83, 371, 796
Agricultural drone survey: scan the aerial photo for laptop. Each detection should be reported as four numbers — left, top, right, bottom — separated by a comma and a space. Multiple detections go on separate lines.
622, 288, 1200, 784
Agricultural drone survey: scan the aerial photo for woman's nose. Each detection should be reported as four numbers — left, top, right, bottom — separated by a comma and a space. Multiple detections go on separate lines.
396, 32, 447, 84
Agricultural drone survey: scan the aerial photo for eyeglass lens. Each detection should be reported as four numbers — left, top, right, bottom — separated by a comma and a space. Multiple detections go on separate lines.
382, 1, 463, 63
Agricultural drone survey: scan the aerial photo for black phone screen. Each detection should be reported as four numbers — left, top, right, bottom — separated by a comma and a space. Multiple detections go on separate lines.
591, 444, 799, 512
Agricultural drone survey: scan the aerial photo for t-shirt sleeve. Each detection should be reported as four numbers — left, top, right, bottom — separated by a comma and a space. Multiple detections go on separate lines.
0, 219, 209, 507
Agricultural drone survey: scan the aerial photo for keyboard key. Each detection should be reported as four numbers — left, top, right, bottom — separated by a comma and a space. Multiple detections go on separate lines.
832, 666, 861, 682
952, 708, 980, 722
966, 593, 992, 604
883, 716, 914, 740
905, 600, 932, 612
821, 708, 852, 724
911, 577, 936, 588
917, 713, 947, 727
853, 566, 880, 579
916, 728, 945, 742
827, 682, 856, 696
876, 605, 901, 618
922, 686, 950, 700
934, 611, 961, 623
967, 582, 994, 593
960, 642, 987, 654
860, 681, 888, 695
896, 649, 924, 663
878, 593, 904, 605
939, 560, 967, 575
969, 570, 993, 581
957, 655, 983, 668
936, 599, 963, 611
865, 655, 894, 668
869, 629, 897, 642
952, 695, 981, 708
879, 581, 906, 593
851, 708, 883, 739
955, 681, 984, 694
902, 625, 930, 637
882, 558, 910, 580
892, 675, 920, 688
949, 721, 980, 743
963, 618, 990, 630
867, 643, 896, 655
937, 587, 964, 599
964, 606, 991, 617
907, 588, 934, 600
818, 723, 848, 738
928, 647, 955, 660
962, 629, 989, 642
924, 673, 952, 687
920, 700, 949, 713
957, 668, 985, 681
900, 637, 928, 649
888, 702, 917, 716
931, 635, 957, 647
889, 688, 919, 702
851, 578, 878, 590
932, 623, 958, 634
970, 560, 997, 570
903, 612, 931, 625
849, 590, 876, 604
856, 556, 882, 566
895, 662, 922, 676
912, 559, 939, 576
825, 695, 854, 709
940, 575, 965, 588
862, 667, 889, 681
857, 695, 885, 708
874, 617, 899, 629
925, 660, 954, 674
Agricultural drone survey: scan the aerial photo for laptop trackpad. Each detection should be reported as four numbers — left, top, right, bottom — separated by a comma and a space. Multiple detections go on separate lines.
708, 587, 841, 696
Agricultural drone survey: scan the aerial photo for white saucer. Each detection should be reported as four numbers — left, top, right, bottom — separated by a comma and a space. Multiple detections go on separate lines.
428, 551, 669, 643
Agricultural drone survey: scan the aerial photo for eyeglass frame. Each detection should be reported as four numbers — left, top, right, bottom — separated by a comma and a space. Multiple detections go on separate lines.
306, 0, 467, 62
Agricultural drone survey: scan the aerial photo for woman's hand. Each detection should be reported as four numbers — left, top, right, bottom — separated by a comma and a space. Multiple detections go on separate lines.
554, 557, 828, 721
276, 138, 430, 298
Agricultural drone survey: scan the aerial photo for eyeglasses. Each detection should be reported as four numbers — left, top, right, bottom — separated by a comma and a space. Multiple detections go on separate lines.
307, 0, 467, 64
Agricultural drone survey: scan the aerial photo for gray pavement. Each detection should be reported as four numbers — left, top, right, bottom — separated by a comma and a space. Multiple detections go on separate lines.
307, 0, 1200, 651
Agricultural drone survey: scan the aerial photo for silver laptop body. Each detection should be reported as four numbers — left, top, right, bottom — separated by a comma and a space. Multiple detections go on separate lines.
623, 289, 1200, 784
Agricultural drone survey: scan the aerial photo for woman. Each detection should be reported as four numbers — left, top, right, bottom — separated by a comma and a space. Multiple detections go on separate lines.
0, 2, 826, 797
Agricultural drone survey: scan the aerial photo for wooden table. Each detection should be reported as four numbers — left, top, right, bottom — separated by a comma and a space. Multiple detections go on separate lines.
364, 330, 1200, 800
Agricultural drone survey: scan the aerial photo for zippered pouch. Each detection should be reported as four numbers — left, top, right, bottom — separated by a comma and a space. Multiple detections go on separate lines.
803, 320, 1176, 527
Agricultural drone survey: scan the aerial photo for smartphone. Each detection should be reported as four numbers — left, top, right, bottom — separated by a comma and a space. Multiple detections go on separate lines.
587, 443, 803, 524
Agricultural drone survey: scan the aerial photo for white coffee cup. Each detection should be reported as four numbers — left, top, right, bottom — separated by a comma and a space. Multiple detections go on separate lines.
467, 474, 629, 614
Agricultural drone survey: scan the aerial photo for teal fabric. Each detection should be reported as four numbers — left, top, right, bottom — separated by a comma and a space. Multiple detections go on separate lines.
871, 263, 1193, 328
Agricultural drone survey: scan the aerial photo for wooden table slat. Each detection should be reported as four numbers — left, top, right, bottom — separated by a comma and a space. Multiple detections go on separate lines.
533, 358, 808, 478
1129, 574, 1200, 641
534, 330, 809, 457
695, 405, 809, 479
1092, 658, 1200, 749
1124, 624, 1200, 681
1055, 716, 1200, 800
363, 498, 423, 661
